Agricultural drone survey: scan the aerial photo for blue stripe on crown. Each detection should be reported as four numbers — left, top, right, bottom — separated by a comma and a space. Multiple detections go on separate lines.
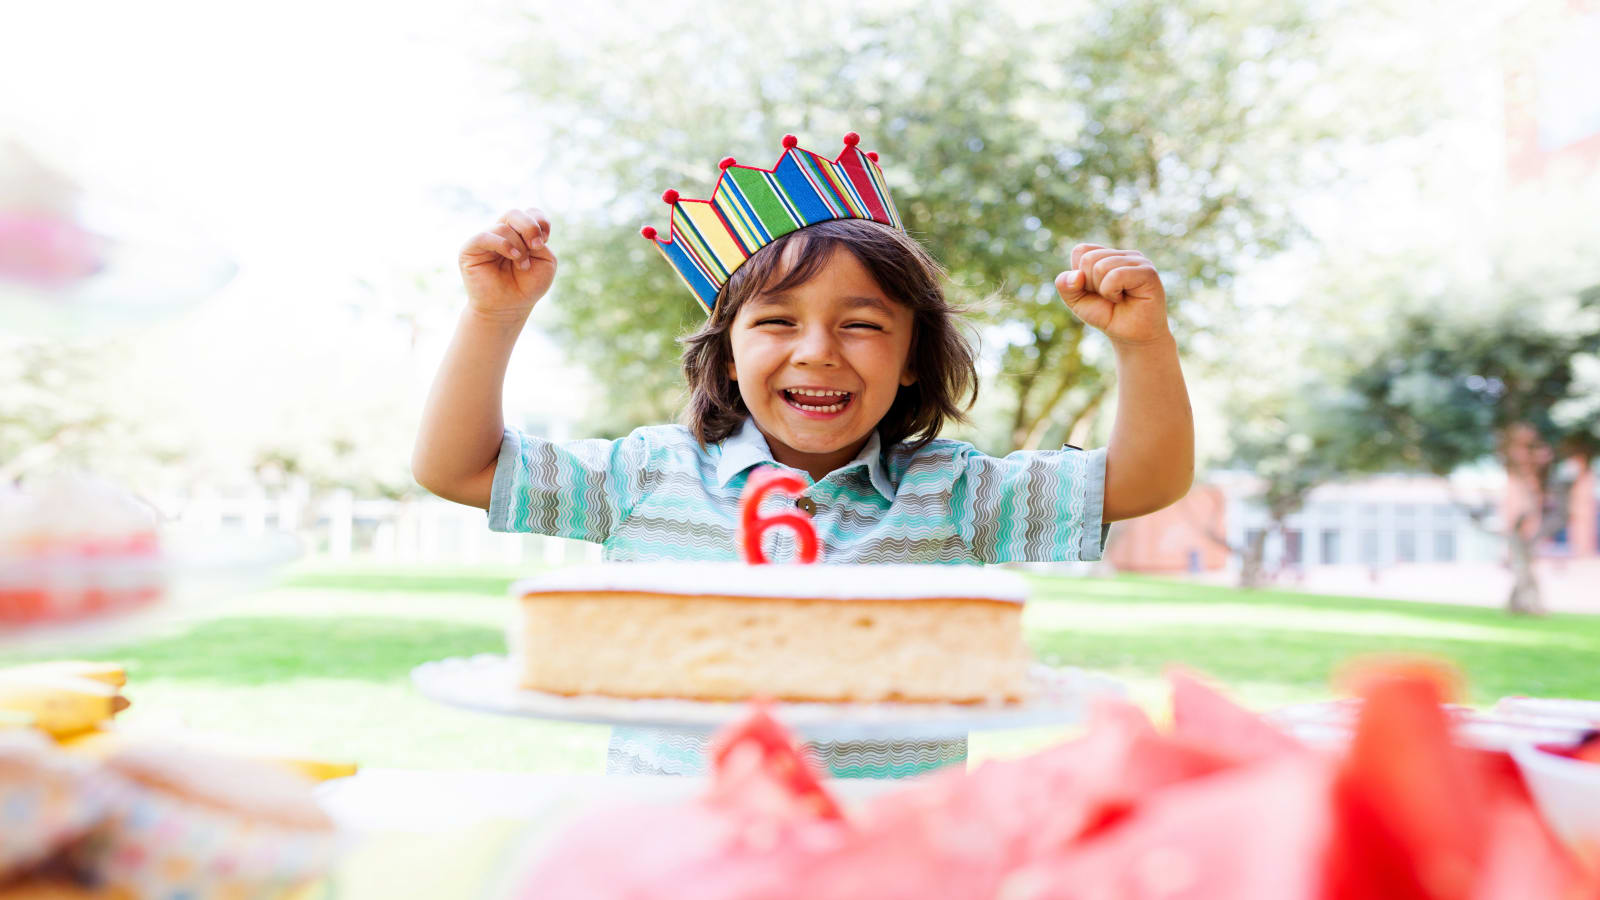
774, 152, 840, 226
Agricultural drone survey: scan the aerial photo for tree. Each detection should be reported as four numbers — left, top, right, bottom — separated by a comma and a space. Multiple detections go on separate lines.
1197, 370, 1375, 588
504, 0, 1416, 447
1338, 284, 1600, 614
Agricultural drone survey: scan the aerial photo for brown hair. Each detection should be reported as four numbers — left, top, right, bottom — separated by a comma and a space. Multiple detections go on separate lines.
681, 218, 978, 449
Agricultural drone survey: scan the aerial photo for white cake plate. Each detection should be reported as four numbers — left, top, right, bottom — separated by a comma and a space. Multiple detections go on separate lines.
412, 654, 1126, 741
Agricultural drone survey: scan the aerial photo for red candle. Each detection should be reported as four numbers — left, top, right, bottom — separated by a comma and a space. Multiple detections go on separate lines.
739, 469, 820, 564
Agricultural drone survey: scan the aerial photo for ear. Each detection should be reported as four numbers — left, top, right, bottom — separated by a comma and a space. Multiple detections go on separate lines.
726, 359, 739, 382
899, 363, 917, 387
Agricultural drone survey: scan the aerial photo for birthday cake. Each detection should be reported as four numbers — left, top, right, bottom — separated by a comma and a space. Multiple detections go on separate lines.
509, 561, 1030, 704
0, 475, 166, 629
510, 468, 1032, 705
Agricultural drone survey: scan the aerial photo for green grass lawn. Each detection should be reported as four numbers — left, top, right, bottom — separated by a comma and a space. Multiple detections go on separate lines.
4, 563, 1596, 773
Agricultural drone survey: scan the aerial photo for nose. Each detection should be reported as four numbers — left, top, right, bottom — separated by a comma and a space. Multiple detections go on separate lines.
791, 324, 840, 368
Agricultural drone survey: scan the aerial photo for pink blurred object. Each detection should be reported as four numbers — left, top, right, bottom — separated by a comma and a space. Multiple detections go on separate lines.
0, 212, 107, 289
0, 138, 235, 334
518, 666, 1599, 899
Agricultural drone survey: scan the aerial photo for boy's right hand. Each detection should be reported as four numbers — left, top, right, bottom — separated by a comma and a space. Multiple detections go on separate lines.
458, 207, 557, 320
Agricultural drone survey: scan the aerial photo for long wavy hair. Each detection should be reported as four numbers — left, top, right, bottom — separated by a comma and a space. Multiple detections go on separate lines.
681, 218, 977, 450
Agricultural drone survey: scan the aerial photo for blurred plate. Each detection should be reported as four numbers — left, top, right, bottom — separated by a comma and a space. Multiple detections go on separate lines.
1510, 741, 1600, 852
413, 655, 1124, 741
1267, 698, 1591, 751
0, 529, 301, 653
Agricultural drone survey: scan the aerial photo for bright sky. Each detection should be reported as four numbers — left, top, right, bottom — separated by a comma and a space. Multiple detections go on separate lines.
2, 0, 594, 481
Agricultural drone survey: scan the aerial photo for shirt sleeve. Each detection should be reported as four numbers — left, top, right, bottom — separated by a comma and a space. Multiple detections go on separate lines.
949, 445, 1108, 563
487, 427, 653, 542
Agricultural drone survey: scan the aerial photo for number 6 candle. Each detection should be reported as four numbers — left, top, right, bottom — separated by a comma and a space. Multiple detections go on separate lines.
739, 469, 820, 565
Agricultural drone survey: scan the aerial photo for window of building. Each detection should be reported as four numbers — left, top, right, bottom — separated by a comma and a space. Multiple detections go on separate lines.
1396, 504, 1417, 521
1434, 530, 1455, 562
1361, 530, 1382, 564
1396, 530, 1417, 563
1321, 529, 1340, 565
1283, 529, 1303, 565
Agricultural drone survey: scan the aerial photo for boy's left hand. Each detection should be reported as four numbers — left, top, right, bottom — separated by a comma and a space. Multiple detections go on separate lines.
1055, 244, 1172, 346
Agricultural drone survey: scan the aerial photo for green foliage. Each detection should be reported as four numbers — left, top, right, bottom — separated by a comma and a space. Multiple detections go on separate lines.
507, 0, 1398, 447
1342, 294, 1600, 475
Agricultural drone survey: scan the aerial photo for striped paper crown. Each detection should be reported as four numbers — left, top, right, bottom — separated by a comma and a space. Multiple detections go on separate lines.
640, 132, 903, 313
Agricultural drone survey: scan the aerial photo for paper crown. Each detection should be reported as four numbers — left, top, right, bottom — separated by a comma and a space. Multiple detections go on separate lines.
641, 132, 903, 313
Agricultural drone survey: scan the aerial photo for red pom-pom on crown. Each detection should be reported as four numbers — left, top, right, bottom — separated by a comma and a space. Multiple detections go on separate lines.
661, 189, 680, 204
842, 132, 860, 147
781, 134, 799, 149
719, 156, 738, 170
640, 226, 657, 240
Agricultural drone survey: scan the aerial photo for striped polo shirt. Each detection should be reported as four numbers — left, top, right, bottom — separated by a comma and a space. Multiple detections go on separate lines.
487, 416, 1106, 777
489, 417, 1106, 564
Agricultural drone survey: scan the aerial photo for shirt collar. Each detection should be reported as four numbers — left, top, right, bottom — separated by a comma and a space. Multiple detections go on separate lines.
715, 417, 897, 502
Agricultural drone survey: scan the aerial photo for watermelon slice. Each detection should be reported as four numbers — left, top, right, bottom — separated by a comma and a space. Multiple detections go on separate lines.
1170, 667, 1305, 764
707, 700, 844, 822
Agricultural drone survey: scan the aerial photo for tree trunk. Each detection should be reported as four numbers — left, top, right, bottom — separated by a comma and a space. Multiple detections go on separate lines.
1504, 515, 1545, 616
1238, 528, 1270, 589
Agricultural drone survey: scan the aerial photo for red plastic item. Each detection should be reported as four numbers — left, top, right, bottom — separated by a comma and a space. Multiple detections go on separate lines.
739, 468, 819, 564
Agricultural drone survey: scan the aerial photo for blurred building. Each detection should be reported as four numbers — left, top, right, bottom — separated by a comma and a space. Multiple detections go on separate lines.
1109, 470, 1521, 575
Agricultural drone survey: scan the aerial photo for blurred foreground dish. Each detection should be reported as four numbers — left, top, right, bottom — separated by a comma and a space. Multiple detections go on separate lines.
0, 730, 342, 898
520, 664, 1599, 899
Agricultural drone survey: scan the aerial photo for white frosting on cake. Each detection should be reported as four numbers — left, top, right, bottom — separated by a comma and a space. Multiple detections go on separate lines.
510, 562, 1027, 604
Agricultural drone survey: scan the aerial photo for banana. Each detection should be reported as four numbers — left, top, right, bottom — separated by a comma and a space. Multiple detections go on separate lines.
58, 726, 358, 782
54, 724, 121, 759
274, 755, 359, 783
0, 673, 129, 739
0, 660, 128, 688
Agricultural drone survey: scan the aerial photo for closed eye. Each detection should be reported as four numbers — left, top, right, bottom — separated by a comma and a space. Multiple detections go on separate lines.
845, 322, 885, 330
754, 318, 795, 327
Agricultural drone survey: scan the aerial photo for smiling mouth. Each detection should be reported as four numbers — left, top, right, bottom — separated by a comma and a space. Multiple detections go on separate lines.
782, 388, 854, 414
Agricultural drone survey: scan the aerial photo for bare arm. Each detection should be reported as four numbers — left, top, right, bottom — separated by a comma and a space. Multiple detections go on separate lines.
1103, 333, 1194, 520
1055, 244, 1195, 522
411, 208, 556, 508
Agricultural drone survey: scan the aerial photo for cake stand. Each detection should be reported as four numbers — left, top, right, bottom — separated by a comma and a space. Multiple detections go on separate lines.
412, 654, 1125, 741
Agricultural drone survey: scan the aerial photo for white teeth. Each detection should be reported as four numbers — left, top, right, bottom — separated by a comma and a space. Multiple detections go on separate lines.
783, 389, 850, 413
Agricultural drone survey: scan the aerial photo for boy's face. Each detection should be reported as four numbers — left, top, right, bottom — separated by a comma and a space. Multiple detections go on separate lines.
727, 242, 916, 482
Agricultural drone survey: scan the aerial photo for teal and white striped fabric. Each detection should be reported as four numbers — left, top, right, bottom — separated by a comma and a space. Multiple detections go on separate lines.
489, 418, 1105, 565
488, 417, 1106, 777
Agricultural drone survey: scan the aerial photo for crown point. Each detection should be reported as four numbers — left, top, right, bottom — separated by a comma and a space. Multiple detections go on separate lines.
718, 156, 737, 170
867, 150, 879, 162
640, 225, 658, 240
842, 132, 860, 147
781, 134, 799, 149
661, 189, 680, 204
